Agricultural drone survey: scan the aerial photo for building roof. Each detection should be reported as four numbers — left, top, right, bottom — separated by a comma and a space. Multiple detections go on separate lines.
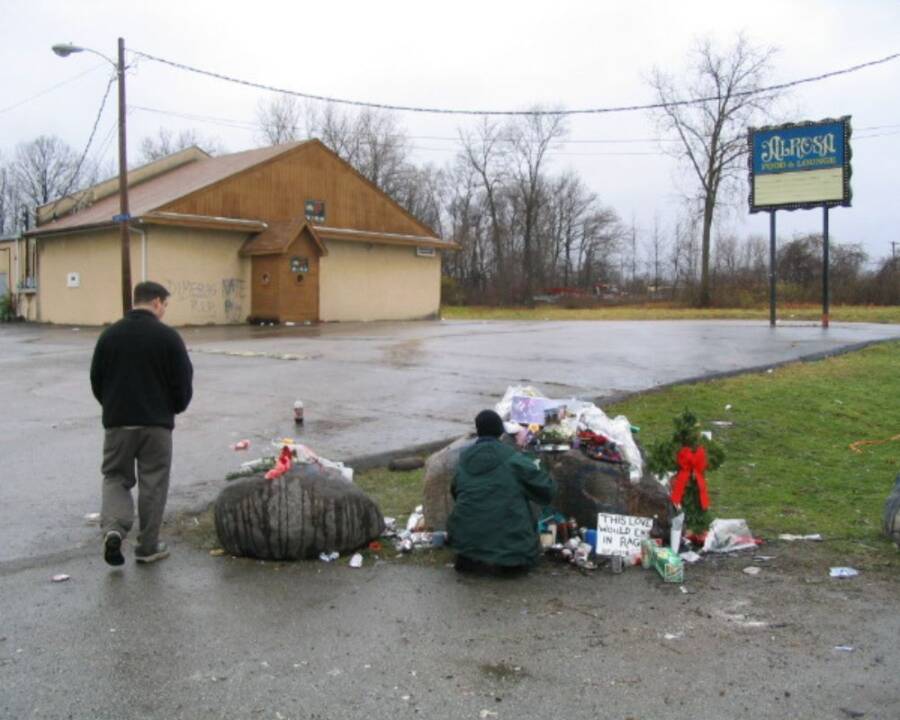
239, 218, 327, 256
27, 142, 308, 237
25, 139, 457, 251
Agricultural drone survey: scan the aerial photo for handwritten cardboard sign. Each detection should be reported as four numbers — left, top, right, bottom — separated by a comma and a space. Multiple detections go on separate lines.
596, 512, 654, 557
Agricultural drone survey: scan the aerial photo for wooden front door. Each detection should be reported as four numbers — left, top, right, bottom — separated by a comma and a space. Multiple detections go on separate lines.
250, 255, 280, 320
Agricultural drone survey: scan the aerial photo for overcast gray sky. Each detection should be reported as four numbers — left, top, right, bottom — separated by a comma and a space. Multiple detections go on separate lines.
3, 0, 899, 264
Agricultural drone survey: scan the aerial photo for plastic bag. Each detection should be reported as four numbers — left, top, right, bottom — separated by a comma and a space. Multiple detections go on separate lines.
702, 519, 759, 553
576, 406, 644, 483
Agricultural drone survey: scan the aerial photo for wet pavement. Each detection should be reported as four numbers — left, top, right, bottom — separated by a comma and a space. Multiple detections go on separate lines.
2, 543, 897, 719
2, 318, 899, 719
1, 318, 899, 565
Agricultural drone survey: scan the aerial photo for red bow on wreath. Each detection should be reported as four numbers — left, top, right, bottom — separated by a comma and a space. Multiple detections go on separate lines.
670, 445, 709, 510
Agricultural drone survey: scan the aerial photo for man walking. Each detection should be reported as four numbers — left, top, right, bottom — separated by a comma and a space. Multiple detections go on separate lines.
90, 281, 193, 565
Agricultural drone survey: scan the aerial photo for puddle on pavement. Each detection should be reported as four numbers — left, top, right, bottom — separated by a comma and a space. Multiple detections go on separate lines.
478, 662, 530, 682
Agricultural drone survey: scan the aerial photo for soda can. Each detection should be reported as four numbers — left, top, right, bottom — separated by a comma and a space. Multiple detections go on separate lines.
609, 555, 624, 574
293, 400, 304, 424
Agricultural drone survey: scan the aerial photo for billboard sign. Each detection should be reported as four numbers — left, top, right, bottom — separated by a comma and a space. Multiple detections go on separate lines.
748, 117, 851, 212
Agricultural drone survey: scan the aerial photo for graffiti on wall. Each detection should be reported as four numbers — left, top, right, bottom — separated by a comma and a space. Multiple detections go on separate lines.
222, 277, 247, 323
164, 277, 246, 323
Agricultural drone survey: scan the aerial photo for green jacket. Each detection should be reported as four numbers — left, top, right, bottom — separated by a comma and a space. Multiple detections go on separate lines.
447, 438, 557, 567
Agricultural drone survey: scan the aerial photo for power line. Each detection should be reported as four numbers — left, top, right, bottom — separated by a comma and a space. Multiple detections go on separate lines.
45, 76, 116, 216
0, 63, 108, 114
128, 103, 900, 147
131, 47, 900, 117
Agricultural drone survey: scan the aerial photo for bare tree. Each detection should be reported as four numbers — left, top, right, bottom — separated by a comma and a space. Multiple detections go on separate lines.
460, 119, 510, 298
649, 35, 780, 306
506, 109, 566, 301
12, 136, 81, 209
306, 104, 410, 197
0, 157, 11, 235
256, 94, 303, 145
646, 215, 666, 293
139, 127, 224, 163
392, 162, 446, 235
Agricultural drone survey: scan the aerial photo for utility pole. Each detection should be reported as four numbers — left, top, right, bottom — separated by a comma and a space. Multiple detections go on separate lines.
116, 37, 132, 314
53, 37, 132, 314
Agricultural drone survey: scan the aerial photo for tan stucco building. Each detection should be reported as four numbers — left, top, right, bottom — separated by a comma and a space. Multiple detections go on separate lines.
25, 141, 454, 325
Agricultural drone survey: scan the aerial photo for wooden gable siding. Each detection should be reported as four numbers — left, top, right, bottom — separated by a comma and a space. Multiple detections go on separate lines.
159, 141, 434, 238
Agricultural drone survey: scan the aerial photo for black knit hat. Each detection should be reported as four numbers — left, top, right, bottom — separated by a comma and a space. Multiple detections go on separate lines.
475, 409, 505, 438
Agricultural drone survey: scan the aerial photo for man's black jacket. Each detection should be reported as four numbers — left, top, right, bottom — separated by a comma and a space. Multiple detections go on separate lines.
90, 309, 193, 429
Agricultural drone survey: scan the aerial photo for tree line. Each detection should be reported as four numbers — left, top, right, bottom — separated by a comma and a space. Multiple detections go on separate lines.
2, 35, 896, 306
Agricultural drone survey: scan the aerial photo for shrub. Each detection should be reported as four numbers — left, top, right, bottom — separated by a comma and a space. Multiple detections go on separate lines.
0, 293, 14, 322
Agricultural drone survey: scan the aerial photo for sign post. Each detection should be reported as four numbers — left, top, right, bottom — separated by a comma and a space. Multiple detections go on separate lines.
749, 117, 852, 328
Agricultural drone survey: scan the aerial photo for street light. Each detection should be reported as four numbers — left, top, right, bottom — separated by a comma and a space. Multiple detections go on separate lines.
52, 38, 132, 314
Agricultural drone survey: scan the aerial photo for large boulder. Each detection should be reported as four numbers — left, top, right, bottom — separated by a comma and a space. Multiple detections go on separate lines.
422, 437, 672, 536
540, 450, 673, 537
422, 435, 475, 531
215, 464, 384, 560
884, 474, 900, 547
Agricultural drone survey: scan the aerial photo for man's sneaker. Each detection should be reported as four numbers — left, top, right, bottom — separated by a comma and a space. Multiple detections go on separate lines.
103, 531, 125, 566
135, 542, 170, 564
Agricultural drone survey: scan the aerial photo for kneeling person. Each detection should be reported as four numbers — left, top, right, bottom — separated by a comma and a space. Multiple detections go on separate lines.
448, 410, 556, 575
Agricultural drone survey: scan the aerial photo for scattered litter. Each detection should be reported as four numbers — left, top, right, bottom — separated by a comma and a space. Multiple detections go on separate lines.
326, 668, 342, 677
711, 420, 734, 427
753, 555, 776, 562
349, 553, 363, 568
766, 368, 774, 374
231, 439, 250, 451
849, 432, 900, 454
285, 322, 296, 327
742, 566, 762, 576
51, 574, 70, 583
641, 540, 684, 583
406, 505, 425, 532
368, 541, 382, 552
318, 551, 340, 563
209, 549, 225, 557
700, 430, 713, 440
724, 404, 732, 411
83, 512, 101, 524
479, 711, 499, 719
702, 519, 760, 553
679, 585, 689, 594
830, 567, 859, 579
663, 632, 683, 640
779, 533, 822, 542
670, 512, 685, 553
834, 645, 855, 652
401, 695, 411, 702
679, 551, 701, 564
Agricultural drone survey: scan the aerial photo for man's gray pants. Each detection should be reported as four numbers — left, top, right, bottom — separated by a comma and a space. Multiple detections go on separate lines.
101, 427, 173, 555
